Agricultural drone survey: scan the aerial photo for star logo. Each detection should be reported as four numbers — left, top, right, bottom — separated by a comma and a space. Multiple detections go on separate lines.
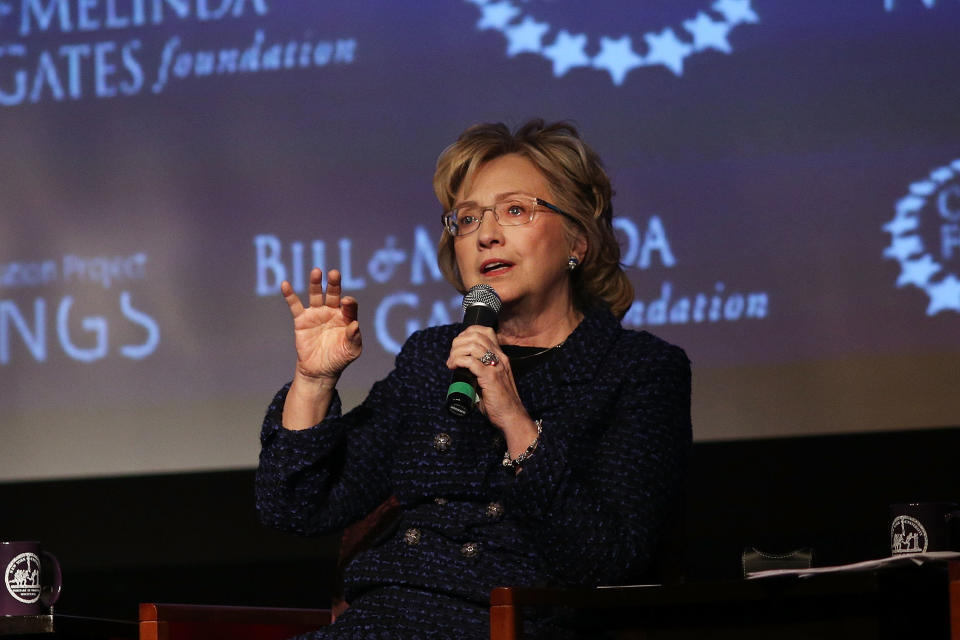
542, 30, 590, 76
644, 28, 695, 76
926, 274, 960, 314
593, 35, 645, 86
882, 214, 919, 236
683, 12, 734, 54
503, 16, 550, 57
896, 255, 941, 288
712, 0, 760, 25
476, 1, 520, 31
883, 236, 923, 263
466, 0, 760, 85
884, 158, 960, 316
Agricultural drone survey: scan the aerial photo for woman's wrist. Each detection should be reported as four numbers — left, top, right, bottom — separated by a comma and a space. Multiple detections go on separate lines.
502, 414, 541, 459
292, 367, 340, 392
282, 370, 339, 430
503, 418, 542, 472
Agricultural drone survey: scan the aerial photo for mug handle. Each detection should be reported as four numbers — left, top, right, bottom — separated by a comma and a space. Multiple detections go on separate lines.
40, 550, 62, 609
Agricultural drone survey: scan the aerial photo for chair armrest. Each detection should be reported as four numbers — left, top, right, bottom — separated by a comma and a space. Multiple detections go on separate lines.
139, 603, 331, 640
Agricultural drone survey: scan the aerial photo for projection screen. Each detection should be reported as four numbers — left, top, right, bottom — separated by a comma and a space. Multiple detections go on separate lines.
2, 0, 959, 481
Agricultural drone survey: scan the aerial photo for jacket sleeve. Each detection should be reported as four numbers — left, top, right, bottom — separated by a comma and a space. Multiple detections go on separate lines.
255, 340, 417, 536
502, 340, 692, 587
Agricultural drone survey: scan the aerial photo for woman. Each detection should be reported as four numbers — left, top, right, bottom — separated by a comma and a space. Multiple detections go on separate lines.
256, 120, 692, 639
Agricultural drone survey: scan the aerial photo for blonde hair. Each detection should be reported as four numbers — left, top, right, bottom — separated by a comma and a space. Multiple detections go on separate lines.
433, 119, 634, 319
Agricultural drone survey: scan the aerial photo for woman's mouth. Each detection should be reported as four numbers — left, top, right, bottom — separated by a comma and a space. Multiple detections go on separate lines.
480, 260, 514, 275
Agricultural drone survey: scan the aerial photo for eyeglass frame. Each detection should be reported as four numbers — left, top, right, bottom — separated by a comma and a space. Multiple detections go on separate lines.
440, 192, 579, 237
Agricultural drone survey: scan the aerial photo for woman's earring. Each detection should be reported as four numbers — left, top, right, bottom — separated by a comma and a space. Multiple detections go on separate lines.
567, 256, 579, 271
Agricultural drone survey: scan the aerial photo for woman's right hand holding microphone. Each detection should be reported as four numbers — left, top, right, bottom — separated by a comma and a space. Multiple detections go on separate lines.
281, 268, 362, 430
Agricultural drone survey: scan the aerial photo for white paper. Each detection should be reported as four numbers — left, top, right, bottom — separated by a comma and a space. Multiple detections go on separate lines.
746, 550, 960, 579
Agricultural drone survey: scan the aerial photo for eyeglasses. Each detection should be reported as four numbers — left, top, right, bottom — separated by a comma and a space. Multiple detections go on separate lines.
441, 193, 577, 237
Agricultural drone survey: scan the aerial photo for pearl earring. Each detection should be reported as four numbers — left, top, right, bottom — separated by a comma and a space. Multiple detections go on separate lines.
567, 256, 579, 271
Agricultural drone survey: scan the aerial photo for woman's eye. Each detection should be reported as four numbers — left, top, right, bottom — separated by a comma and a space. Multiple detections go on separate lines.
460, 214, 479, 226
505, 204, 526, 217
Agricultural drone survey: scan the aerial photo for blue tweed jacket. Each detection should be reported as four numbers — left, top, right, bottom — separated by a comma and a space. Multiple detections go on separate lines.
256, 306, 691, 638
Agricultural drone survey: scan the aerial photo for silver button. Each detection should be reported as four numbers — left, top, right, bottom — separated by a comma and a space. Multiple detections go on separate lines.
485, 502, 503, 519
460, 542, 480, 558
404, 528, 421, 545
434, 497, 448, 505
433, 432, 452, 452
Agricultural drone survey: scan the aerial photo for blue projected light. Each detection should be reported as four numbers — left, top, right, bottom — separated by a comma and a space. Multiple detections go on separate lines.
885, 0, 938, 10
470, 0, 759, 83
885, 159, 960, 316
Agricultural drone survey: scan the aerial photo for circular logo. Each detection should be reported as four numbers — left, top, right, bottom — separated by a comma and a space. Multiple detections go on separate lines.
469, 0, 759, 84
5, 552, 42, 604
890, 515, 928, 555
883, 158, 960, 315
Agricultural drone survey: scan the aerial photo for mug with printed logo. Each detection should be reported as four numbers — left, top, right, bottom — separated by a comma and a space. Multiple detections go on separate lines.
1, 541, 62, 616
889, 502, 959, 555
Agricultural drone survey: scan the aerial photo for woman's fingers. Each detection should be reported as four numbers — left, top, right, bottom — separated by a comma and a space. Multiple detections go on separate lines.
341, 296, 359, 323
446, 329, 528, 435
449, 353, 489, 377
458, 325, 497, 340
285, 269, 353, 315
448, 335, 507, 373
307, 268, 324, 308
281, 280, 305, 317
324, 269, 342, 308
342, 298, 362, 349
447, 333, 502, 369
345, 320, 363, 349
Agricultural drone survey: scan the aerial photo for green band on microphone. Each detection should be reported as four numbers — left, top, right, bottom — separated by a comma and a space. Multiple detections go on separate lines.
447, 381, 476, 401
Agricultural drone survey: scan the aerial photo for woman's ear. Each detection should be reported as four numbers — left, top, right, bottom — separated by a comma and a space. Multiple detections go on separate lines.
572, 231, 588, 264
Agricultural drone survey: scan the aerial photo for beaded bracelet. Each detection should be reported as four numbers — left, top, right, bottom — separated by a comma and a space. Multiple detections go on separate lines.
502, 419, 542, 470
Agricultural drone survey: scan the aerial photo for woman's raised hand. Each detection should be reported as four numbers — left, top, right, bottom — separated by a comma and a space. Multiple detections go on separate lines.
282, 268, 362, 382
280, 268, 362, 430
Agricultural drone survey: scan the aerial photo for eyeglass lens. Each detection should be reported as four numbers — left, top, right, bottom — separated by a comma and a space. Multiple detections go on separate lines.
447, 197, 536, 236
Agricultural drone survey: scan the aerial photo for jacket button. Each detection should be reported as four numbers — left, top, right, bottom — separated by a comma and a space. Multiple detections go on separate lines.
460, 542, 480, 558
403, 528, 421, 545
434, 497, 448, 505
433, 433, 452, 452
485, 502, 503, 519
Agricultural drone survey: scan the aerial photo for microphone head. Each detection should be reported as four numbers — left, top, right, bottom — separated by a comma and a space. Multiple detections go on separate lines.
462, 284, 502, 314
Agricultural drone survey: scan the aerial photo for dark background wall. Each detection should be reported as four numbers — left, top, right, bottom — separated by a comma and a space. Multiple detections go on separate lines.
2, 426, 957, 621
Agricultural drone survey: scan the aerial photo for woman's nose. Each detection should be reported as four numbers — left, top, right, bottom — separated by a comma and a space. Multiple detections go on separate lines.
476, 210, 503, 246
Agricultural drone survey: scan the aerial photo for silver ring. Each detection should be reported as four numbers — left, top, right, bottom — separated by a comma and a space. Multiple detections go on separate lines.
480, 350, 499, 366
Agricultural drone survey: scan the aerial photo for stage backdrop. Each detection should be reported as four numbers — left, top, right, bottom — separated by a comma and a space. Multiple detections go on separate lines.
2, 0, 959, 481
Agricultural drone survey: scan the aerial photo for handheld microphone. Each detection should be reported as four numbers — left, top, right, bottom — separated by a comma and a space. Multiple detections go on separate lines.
445, 284, 502, 417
